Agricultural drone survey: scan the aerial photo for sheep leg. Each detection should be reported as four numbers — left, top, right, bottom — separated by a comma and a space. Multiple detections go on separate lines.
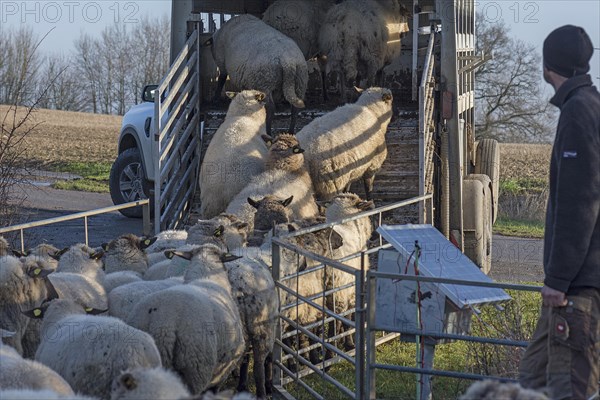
289, 105, 299, 135
318, 55, 329, 103
264, 353, 273, 396
236, 353, 250, 392
363, 172, 376, 201
265, 93, 275, 136
213, 72, 227, 104
253, 344, 268, 399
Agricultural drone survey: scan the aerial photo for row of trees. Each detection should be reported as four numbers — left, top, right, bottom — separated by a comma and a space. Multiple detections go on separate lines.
0, 15, 170, 115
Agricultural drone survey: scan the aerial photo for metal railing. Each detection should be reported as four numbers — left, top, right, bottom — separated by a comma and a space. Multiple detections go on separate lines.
271, 195, 433, 400
0, 200, 150, 252
154, 23, 203, 234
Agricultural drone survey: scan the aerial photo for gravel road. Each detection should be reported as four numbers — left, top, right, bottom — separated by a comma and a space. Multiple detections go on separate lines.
5, 183, 544, 283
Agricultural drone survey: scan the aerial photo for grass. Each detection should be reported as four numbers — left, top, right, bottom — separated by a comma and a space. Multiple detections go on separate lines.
493, 218, 545, 239
282, 289, 541, 399
499, 178, 548, 195
49, 162, 112, 193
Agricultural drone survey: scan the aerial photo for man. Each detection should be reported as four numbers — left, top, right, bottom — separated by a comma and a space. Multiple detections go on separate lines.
518, 25, 600, 400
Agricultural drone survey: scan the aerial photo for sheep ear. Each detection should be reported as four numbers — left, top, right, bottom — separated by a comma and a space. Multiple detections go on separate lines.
261, 134, 273, 148
287, 224, 297, 232
101, 243, 110, 251
50, 247, 69, 261
22, 307, 45, 319
221, 253, 243, 263
164, 250, 175, 260
233, 221, 249, 232
328, 229, 344, 250
203, 37, 213, 47
84, 307, 107, 315
44, 278, 60, 302
255, 92, 266, 102
172, 251, 193, 261
354, 86, 364, 93
11, 249, 26, 257
225, 91, 237, 99
139, 237, 157, 250
121, 373, 138, 390
89, 250, 104, 260
357, 200, 375, 211
382, 92, 393, 102
292, 146, 305, 154
213, 225, 225, 237
247, 197, 261, 209
26, 265, 54, 279
280, 196, 294, 208
316, 200, 331, 209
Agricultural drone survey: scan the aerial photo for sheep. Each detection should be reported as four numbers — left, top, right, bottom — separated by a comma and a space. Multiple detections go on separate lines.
205, 14, 308, 135
199, 90, 269, 219
0, 339, 75, 395
0, 390, 97, 400
459, 380, 550, 400
319, 193, 375, 349
107, 278, 183, 321
186, 216, 249, 252
226, 134, 319, 233
46, 270, 108, 310
0, 236, 10, 256
144, 230, 187, 254
126, 245, 246, 395
319, 0, 410, 101
262, 0, 339, 102
110, 367, 190, 400
101, 234, 157, 274
26, 298, 162, 400
296, 86, 393, 201
247, 195, 294, 246
210, 248, 279, 398
0, 255, 53, 355
143, 244, 202, 281
24, 243, 61, 270
197, 391, 256, 400
54, 244, 104, 281
103, 271, 143, 293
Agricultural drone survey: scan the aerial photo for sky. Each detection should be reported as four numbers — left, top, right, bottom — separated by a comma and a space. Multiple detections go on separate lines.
0, 0, 598, 83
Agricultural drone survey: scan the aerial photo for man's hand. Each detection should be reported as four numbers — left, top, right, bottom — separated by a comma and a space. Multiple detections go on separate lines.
541, 285, 568, 307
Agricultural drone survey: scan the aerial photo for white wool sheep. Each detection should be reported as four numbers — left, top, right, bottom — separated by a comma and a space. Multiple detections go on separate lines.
102, 234, 157, 274
29, 299, 162, 400
110, 367, 190, 400
319, 0, 410, 101
46, 271, 108, 310
103, 271, 143, 293
144, 230, 187, 254
208, 248, 279, 398
0, 340, 74, 395
0, 389, 97, 400
199, 90, 268, 219
320, 193, 374, 349
206, 14, 308, 135
54, 243, 105, 282
186, 215, 249, 252
459, 380, 550, 400
263, 0, 338, 102
126, 245, 245, 395
23, 243, 61, 270
296, 87, 393, 201
226, 134, 319, 233
142, 244, 202, 281
107, 278, 183, 321
199, 391, 257, 400
0, 255, 52, 355
0, 236, 10, 256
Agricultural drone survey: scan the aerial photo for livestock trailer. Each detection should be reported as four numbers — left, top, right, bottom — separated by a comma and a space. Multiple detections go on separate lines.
142, 0, 497, 271
111, 0, 503, 398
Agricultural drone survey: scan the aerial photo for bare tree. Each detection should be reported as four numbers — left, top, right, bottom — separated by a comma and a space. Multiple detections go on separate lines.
0, 27, 41, 106
74, 34, 102, 113
38, 53, 86, 112
475, 13, 556, 142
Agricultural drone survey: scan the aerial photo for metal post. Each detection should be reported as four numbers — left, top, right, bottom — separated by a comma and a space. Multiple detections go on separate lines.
411, 0, 419, 101
420, 344, 435, 400
355, 253, 366, 400
272, 240, 283, 389
142, 202, 151, 237
20, 229, 24, 252
365, 272, 378, 399
84, 216, 89, 246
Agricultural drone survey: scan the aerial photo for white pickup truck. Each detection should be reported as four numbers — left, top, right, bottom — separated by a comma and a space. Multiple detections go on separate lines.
109, 85, 157, 218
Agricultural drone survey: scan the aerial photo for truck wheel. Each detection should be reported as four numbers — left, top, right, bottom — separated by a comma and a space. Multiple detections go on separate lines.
463, 176, 493, 274
109, 148, 151, 218
475, 139, 500, 224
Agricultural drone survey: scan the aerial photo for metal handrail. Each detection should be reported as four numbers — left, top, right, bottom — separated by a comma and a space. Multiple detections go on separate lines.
0, 200, 151, 251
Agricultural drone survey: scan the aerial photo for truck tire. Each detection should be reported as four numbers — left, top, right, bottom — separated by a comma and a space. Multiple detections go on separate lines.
109, 148, 151, 218
463, 176, 493, 274
475, 139, 500, 224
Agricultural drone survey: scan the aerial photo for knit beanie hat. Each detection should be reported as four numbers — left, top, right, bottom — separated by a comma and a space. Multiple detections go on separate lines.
543, 25, 594, 77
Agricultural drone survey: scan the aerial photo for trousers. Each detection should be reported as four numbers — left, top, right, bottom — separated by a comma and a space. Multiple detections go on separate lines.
519, 288, 600, 399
